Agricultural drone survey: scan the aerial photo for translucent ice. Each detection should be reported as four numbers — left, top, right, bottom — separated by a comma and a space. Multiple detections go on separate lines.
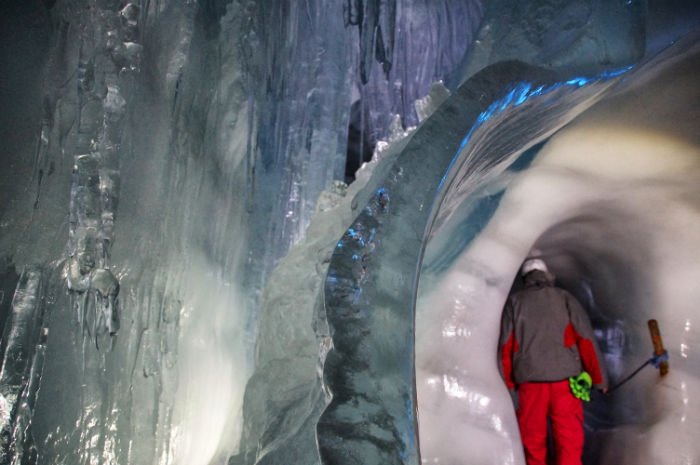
0, 1, 697, 465
0, 267, 47, 464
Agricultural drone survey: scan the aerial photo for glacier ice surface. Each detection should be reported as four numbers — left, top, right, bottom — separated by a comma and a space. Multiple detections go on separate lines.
0, 0, 698, 465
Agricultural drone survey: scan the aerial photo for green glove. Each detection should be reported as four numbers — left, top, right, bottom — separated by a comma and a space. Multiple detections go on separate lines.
569, 371, 592, 401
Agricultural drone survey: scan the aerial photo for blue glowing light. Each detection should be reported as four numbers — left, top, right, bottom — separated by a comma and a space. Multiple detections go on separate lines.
436, 65, 634, 195
565, 76, 591, 87
604, 66, 634, 78
346, 228, 366, 247
401, 396, 415, 460
514, 83, 532, 106
530, 84, 546, 97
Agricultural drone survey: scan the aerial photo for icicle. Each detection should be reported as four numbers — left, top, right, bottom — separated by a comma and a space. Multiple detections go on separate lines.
245, 94, 256, 214
344, 0, 362, 26
91, 268, 120, 338
0, 267, 47, 463
355, 0, 397, 84
376, 0, 396, 75
359, 0, 379, 84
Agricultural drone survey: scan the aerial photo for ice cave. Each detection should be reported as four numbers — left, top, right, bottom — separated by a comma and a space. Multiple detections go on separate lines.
0, 1, 699, 464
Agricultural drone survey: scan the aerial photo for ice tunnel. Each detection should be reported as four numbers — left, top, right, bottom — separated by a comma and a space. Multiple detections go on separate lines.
0, 1, 699, 465
414, 41, 700, 465
318, 37, 700, 465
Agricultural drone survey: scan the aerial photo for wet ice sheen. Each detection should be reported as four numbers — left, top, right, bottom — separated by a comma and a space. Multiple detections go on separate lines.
0, 1, 696, 465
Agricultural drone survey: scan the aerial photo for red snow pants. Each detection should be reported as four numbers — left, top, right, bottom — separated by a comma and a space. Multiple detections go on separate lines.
516, 380, 584, 465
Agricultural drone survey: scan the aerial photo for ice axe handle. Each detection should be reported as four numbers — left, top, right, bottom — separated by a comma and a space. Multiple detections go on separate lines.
648, 319, 669, 376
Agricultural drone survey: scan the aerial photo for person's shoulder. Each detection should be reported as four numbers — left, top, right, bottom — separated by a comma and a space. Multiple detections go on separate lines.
553, 286, 587, 308
551, 285, 570, 295
544, 285, 569, 300
554, 286, 578, 300
510, 286, 536, 302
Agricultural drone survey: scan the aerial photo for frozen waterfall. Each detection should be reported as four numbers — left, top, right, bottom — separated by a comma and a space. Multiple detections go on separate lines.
0, 1, 699, 465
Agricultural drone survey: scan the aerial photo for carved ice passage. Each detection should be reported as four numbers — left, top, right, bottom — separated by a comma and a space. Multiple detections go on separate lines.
414, 43, 700, 465
320, 39, 700, 465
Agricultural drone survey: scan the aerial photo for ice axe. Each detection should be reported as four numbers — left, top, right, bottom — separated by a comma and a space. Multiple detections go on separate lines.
605, 319, 669, 394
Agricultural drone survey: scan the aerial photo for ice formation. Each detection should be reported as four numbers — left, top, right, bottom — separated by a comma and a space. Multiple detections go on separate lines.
415, 37, 700, 465
0, 1, 698, 465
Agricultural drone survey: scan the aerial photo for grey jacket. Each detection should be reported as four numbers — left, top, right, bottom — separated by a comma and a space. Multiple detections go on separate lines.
498, 270, 608, 390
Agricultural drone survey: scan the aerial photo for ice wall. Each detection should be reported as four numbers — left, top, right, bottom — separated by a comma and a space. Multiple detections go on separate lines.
0, 1, 485, 464
348, 0, 483, 153
0, 1, 697, 465
239, 0, 484, 286
0, 1, 254, 463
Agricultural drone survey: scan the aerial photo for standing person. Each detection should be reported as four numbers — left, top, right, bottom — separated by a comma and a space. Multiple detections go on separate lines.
498, 258, 608, 465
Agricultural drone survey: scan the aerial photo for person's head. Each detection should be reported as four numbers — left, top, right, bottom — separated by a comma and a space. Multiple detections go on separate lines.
520, 258, 548, 276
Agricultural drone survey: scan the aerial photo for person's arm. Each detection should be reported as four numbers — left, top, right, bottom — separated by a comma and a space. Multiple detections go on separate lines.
566, 293, 608, 390
498, 298, 517, 390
